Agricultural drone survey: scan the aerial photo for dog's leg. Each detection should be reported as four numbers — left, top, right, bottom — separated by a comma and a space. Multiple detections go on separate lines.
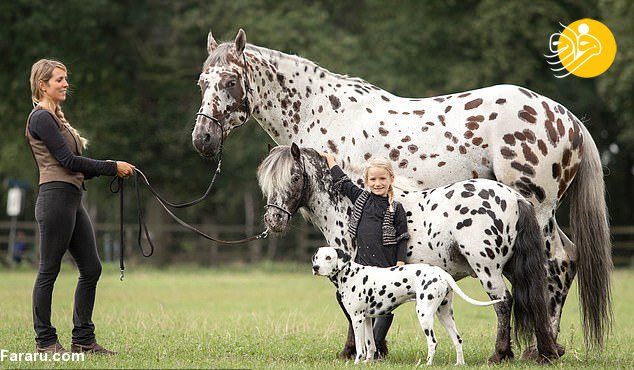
416, 298, 439, 365
436, 291, 465, 365
351, 315, 366, 364
364, 317, 376, 362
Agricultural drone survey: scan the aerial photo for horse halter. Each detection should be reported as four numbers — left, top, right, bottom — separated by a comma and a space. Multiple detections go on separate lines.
196, 53, 253, 138
265, 158, 310, 219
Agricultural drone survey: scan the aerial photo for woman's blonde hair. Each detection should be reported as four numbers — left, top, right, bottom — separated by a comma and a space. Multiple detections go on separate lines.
29, 59, 87, 148
363, 157, 396, 212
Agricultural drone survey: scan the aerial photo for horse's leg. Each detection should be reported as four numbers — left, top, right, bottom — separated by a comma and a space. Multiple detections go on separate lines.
521, 220, 572, 360
335, 292, 356, 359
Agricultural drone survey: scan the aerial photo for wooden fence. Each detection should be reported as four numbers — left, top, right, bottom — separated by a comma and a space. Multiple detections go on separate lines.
1, 221, 633, 267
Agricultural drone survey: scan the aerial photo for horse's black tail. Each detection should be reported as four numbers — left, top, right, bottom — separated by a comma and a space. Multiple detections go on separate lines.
511, 200, 556, 355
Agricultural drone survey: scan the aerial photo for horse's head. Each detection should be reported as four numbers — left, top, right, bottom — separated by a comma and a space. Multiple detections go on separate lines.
192, 29, 252, 158
257, 143, 310, 232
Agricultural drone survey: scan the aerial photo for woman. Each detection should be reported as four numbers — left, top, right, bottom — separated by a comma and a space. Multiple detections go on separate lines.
321, 153, 409, 359
26, 59, 135, 355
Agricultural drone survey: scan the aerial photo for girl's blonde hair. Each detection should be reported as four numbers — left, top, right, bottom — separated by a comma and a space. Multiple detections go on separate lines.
29, 59, 88, 148
363, 157, 395, 212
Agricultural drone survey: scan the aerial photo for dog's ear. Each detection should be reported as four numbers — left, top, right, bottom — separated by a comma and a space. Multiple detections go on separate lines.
336, 248, 351, 263
311, 248, 319, 262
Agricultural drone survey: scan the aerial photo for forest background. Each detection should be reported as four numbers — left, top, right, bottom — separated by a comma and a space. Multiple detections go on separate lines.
1, 0, 632, 266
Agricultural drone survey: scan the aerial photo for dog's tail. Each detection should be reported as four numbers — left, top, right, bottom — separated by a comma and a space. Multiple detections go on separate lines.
438, 268, 502, 306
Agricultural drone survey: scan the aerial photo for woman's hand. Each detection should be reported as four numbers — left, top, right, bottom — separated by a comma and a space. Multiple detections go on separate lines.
319, 152, 337, 169
116, 161, 136, 179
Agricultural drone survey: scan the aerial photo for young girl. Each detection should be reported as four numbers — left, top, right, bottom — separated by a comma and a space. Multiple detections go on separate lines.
321, 153, 409, 358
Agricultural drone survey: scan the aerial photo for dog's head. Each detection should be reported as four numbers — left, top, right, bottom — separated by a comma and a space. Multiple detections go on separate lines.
312, 247, 351, 277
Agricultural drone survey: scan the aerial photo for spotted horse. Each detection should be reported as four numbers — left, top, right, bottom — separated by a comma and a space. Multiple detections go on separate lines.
192, 29, 612, 360
258, 144, 560, 363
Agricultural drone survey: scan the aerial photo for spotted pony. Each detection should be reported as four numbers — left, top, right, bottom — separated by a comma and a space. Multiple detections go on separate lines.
192, 29, 612, 356
258, 144, 560, 363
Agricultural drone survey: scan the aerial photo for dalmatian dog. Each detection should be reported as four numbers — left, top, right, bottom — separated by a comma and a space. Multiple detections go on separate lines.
312, 246, 501, 365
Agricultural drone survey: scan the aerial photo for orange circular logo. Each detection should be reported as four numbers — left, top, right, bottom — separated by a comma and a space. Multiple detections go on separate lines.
546, 19, 617, 78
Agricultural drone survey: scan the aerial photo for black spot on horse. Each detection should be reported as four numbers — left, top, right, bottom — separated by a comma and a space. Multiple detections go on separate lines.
329, 95, 341, 110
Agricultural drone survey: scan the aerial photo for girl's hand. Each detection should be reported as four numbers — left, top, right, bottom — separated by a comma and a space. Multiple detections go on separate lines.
319, 152, 337, 169
116, 161, 136, 179
396, 261, 406, 266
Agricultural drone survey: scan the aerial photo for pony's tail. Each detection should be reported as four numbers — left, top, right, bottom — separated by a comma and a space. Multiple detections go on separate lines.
569, 124, 612, 349
511, 200, 556, 356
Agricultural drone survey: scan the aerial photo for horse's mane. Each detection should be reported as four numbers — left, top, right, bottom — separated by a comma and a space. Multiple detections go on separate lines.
204, 42, 371, 86
203, 43, 234, 70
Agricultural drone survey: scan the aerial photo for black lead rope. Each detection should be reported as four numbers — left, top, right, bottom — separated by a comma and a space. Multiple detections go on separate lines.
109, 154, 268, 281
110, 53, 262, 280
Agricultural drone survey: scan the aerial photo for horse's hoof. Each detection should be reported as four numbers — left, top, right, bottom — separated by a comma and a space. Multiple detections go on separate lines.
488, 349, 514, 364
338, 346, 356, 360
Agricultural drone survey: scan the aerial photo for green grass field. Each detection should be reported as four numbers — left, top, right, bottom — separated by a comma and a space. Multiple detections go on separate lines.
0, 263, 632, 369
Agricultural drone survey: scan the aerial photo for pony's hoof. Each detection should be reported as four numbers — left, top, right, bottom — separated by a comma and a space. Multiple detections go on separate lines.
488, 349, 514, 364
520, 343, 565, 362
338, 346, 356, 360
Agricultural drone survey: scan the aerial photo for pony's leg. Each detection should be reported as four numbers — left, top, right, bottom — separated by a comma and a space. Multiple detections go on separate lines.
521, 221, 571, 360
335, 292, 356, 359
364, 318, 376, 362
416, 299, 440, 365
436, 292, 465, 365
475, 273, 514, 363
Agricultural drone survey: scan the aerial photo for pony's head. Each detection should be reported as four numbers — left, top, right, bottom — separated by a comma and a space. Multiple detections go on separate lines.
257, 143, 311, 232
192, 29, 252, 158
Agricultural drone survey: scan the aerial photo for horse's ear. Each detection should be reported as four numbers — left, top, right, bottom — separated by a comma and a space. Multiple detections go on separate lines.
291, 142, 301, 161
207, 31, 218, 54
235, 28, 247, 55
267, 143, 274, 153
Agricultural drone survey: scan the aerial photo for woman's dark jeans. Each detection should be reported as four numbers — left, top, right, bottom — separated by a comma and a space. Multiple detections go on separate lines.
33, 182, 102, 347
